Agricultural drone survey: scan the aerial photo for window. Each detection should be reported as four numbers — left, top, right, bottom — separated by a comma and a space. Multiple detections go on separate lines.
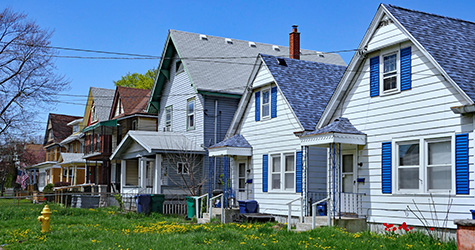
383, 53, 398, 91
90, 104, 98, 122
131, 120, 137, 130
177, 162, 189, 175
270, 152, 296, 191
396, 138, 452, 192
165, 106, 172, 132
397, 142, 419, 190
146, 161, 154, 188
284, 154, 295, 190
48, 129, 53, 140
261, 89, 270, 119
72, 125, 79, 133
271, 154, 281, 190
427, 140, 451, 190
187, 98, 195, 130
176, 61, 184, 75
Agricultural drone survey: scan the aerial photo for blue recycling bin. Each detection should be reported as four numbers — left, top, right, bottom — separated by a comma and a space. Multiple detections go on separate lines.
470, 210, 475, 219
316, 201, 327, 216
136, 194, 151, 214
238, 200, 259, 214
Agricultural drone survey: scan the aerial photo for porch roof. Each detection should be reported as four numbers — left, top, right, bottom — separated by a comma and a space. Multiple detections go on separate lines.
300, 117, 366, 146
110, 131, 205, 160
209, 134, 252, 157
59, 153, 87, 165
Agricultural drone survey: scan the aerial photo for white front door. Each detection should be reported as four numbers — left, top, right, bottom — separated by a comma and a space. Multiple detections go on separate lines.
236, 161, 249, 201
341, 153, 357, 215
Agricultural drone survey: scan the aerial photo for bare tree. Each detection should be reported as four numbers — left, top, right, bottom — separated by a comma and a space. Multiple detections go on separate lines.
0, 8, 69, 137
162, 144, 206, 196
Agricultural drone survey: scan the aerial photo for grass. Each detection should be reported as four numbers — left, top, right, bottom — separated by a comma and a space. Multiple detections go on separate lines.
0, 198, 456, 250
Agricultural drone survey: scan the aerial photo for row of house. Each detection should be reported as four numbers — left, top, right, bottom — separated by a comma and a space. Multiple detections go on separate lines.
26, 4, 474, 230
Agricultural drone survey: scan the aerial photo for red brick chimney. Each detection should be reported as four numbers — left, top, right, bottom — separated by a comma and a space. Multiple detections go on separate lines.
289, 25, 300, 60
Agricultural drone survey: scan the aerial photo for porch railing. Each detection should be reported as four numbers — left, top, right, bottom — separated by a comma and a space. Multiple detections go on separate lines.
308, 192, 365, 218
209, 194, 224, 223
287, 196, 304, 231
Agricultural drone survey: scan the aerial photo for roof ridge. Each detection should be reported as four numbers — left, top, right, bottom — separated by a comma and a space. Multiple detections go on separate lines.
386, 4, 475, 25
170, 29, 335, 55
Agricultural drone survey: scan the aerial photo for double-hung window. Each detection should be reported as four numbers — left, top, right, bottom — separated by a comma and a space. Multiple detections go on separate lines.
383, 53, 397, 91
284, 154, 295, 190
427, 140, 451, 190
271, 154, 281, 190
261, 89, 270, 119
165, 105, 172, 132
187, 98, 195, 130
397, 142, 420, 190
177, 162, 189, 175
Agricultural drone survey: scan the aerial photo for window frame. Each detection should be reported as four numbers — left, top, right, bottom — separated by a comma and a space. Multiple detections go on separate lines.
165, 105, 173, 132
394, 135, 454, 194
379, 47, 401, 95
177, 162, 189, 175
268, 151, 297, 193
260, 88, 271, 120
186, 98, 196, 130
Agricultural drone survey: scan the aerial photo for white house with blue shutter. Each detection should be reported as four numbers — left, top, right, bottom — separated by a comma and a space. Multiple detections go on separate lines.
209, 53, 346, 217
301, 4, 475, 230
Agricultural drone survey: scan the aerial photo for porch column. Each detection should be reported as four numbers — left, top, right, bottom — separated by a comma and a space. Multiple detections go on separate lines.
155, 154, 162, 194
111, 163, 116, 184
139, 158, 146, 189
60, 166, 63, 182
120, 160, 126, 193
74, 166, 77, 185
66, 167, 70, 183
33, 169, 37, 185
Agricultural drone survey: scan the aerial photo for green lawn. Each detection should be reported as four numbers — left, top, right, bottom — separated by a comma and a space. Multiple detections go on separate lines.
0, 199, 455, 250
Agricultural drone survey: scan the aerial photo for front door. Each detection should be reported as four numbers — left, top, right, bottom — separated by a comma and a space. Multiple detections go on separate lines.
341, 153, 357, 216
236, 161, 249, 201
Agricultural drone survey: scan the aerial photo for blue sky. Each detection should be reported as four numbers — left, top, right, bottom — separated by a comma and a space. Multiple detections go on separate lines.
2, 0, 474, 134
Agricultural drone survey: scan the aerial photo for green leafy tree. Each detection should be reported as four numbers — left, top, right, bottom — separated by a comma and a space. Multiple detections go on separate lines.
113, 69, 157, 90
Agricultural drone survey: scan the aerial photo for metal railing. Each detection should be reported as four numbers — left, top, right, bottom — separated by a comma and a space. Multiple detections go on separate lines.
194, 193, 208, 219
308, 191, 365, 218
208, 194, 224, 223
312, 197, 330, 229
287, 196, 304, 231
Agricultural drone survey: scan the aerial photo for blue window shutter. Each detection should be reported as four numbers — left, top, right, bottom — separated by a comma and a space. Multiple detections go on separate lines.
456, 134, 469, 195
381, 142, 392, 194
262, 154, 268, 192
255, 91, 260, 121
271, 87, 277, 118
296, 151, 303, 193
370, 56, 380, 97
400, 47, 412, 91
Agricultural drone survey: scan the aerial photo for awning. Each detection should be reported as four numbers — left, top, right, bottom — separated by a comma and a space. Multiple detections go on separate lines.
300, 117, 366, 146
82, 119, 117, 132
208, 134, 252, 157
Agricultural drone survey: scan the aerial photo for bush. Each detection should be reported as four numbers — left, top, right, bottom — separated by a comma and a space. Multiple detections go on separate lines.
43, 183, 54, 193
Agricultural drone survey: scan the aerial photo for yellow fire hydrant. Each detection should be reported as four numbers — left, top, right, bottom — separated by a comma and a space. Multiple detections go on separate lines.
37, 205, 52, 233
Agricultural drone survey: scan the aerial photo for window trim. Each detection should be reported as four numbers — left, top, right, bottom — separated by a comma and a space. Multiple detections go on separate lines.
177, 162, 189, 175
394, 135, 454, 194
186, 98, 196, 130
165, 105, 173, 132
379, 47, 401, 96
268, 151, 297, 193
260, 88, 271, 120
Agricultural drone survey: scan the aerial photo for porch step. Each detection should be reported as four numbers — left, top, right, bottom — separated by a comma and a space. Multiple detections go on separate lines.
295, 216, 329, 232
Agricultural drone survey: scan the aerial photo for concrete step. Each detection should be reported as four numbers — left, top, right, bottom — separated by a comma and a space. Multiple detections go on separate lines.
197, 218, 209, 224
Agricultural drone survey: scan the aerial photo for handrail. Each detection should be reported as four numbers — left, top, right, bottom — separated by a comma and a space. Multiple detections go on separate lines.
312, 197, 330, 229
286, 196, 304, 231
208, 194, 224, 223
194, 193, 208, 219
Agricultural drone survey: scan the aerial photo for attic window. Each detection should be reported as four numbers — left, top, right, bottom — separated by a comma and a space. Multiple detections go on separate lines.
199, 34, 208, 41
225, 38, 233, 44
276, 58, 287, 66
272, 45, 280, 51
249, 42, 257, 48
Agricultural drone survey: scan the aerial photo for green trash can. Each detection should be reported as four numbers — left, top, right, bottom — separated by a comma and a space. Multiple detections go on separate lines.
185, 196, 197, 219
151, 194, 165, 213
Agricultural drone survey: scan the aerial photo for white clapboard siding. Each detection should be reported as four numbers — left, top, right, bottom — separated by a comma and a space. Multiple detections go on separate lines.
157, 56, 204, 144
329, 23, 474, 228
238, 64, 304, 216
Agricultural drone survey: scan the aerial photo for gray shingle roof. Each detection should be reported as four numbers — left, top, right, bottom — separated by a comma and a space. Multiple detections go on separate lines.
90, 87, 115, 122
209, 134, 251, 149
60, 153, 86, 164
384, 4, 475, 101
170, 30, 346, 95
303, 117, 364, 136
261, 54, 346, 131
